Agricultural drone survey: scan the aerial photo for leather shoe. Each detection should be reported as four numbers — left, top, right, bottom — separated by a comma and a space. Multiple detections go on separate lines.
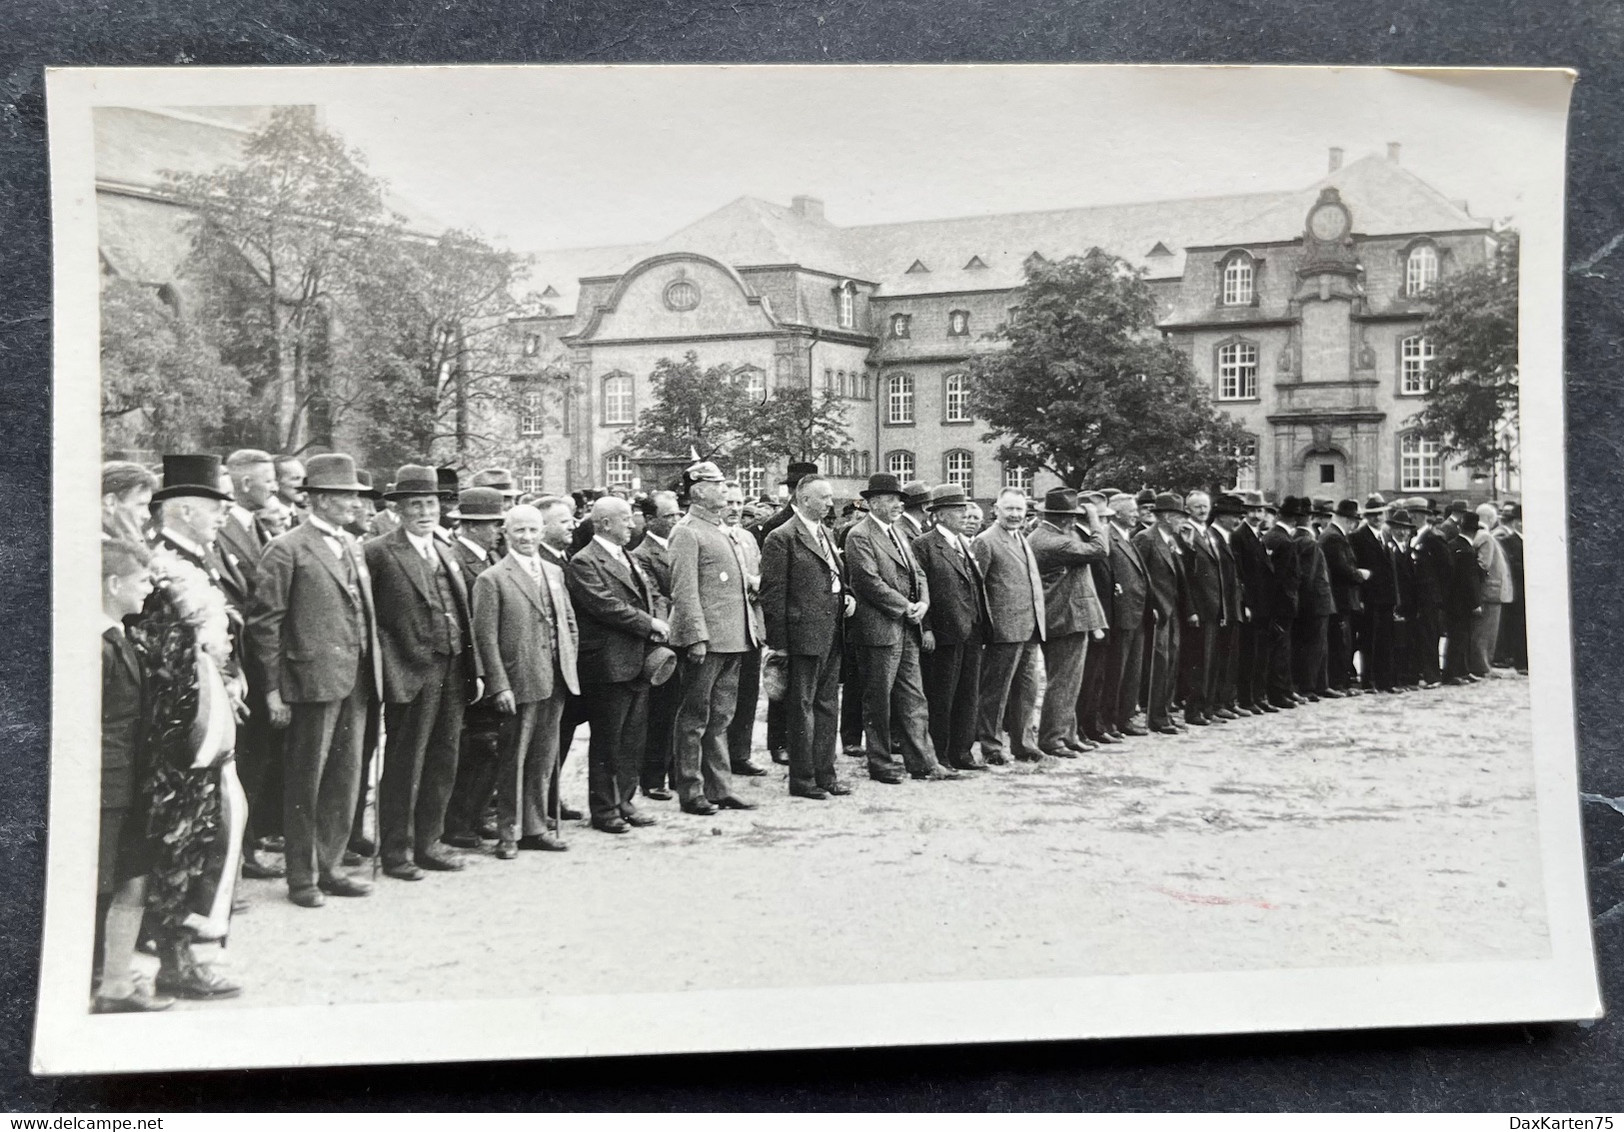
442, 832, 483, 850
1120, 723, 1150, 737
642, 787, 674, 801
869, 773, 903, 785
1043, 747, 1078, 759
1153, 725, 1182, 736
348, 836, 376, 857
914, 766, 961, 780
622, 811, 658, 827
825, 782, 853, 795
592, 816, 630, 834
790, 787, 829, 800
494, 840, 518, 859
242, 850, 284, 880
319, 873, 373, 897
156, 964, 241, 1000
288, 886, 325, 908
1185, 713, 1210, 726
518, 833, 569, 851
418, 850, 464, 872
93, 985, 175, 1013
383, 861, 425, 881
559, 806, 585, 821
715, 795, 758, 810
956, 761, 991, 771
983, 752, 1009, 765
680, 800, 719, 816
731, 762, 769, 777
1320, 688, 1346, 699
1092, 731, 1122, 745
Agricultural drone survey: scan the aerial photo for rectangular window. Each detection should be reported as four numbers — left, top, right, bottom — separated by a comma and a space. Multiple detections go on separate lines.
603, 375, 634, 425
945, 451, 974, 494
1222, 257, 1254, 305
739, 466, 765, 498
519, 462, 544, 495
888, 373, 915, 425
605, 452, 634, 488
1406, 246, 1439, 296
1217, 342, 1258, 400
1003, 463, 1032, 494
1401, 434, 1442, 491
838, 284, 855, 329
519, 390, 546, 437
1400, 335, 1435, 395
944, 373, 971, 423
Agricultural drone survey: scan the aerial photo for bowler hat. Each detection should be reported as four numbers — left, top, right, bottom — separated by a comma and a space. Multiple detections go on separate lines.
437, 467, 460, 499
926, 484, 970, 511
860, 473, 906, 500
1040, 487, 1086, 515
1387, 508, 1416, 529
1152, 491, 1187, 515
386, 464, 441, 500
150, 453, 233, 503
302, 453, 369, 494
643, 646, 678, 687
781, 461, 820, 489
446, 487, 505, 521
355, 469, 383, 502
1362, 493, 1388, 515
1213, 492, 1249, 516
902, 480, 932, 507
1311, 496, 1335, 517
1334, 499, 1361, 520
1135, 489, 1157, 506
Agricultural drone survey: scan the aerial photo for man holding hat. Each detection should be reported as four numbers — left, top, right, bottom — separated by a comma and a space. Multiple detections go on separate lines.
845, 473, 956, 783
1027, 488, 1109, 755
248, 453, 382, 908
363, 465, 482, 880
1133, 492, 1196, 735
912, 483, 992, 771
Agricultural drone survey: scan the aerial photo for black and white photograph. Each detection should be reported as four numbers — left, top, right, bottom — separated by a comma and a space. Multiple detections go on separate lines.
35, 63, 1594, 1074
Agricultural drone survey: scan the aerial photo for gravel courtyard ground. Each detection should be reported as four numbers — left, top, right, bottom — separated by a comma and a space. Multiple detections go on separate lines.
173, 670, 1545, 1009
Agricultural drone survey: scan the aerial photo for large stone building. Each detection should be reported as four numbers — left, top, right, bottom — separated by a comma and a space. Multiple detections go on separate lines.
503, 145, 1514, 504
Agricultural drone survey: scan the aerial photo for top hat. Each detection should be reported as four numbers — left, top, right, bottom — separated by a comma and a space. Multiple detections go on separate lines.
387, 464, 442, 500
1152, 491, 1188, 515
1500, 501, 1522, 522
781, 461, 820, 489
1386, 508, 1416, 529
1362, 492, 1388, 514
472, 467, 518, 496
354, 469, 383, 502
860, 473, 906, 500
686, 460, 726, 484
301, 453, 369, 494
150, 453, 233, 503
1134, 489, 1157, 506
1334, 498, 1361, 520
926, 484, 971, 511
446, 487, 505, 521
902, 480, 932, 507
1212, 492, 1249, 516
1039, 487, 1088, 515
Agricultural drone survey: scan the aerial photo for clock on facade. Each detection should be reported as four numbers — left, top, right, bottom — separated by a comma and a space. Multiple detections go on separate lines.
1308, 199, 1351, 242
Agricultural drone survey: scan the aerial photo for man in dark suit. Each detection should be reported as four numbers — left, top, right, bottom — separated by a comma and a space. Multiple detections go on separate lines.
1027, 488, 1109, 755
1494, 503, 1527, 672
1205, 492, 1248, 719
632, 490, 682, 800
248, 453, 382, 909
1410, 499, 1451, 688
1261, 497, 1302, 709
1176, 491, 1225, 727
1133, 493, 1196, 735
1443, 513, 1487, 684
973, 487, 1047, 762
441, 488, 510, 849
752, 462, 820, 766
913, 484, 992, 771
472, 504, 580, 858
760, 474, 854, 798
567, 495, 671, 833
1386, 508, 1421, 688
1073, 490, 1119, 745
1229, 491, 1274, 714
1293, 498, 1337, 699
1352, 495, 1399, 691
1321, 499, 1366, 694
898, 481, 931, 542
844, 473, 956, 784
1099, 492, 1150, 737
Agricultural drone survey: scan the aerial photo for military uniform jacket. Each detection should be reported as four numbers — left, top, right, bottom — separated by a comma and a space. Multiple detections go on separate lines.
844, 514, 931, 647
668, 512, 757, 653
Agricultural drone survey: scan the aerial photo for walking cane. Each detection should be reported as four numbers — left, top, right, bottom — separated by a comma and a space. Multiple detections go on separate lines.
370, 709, 383, 882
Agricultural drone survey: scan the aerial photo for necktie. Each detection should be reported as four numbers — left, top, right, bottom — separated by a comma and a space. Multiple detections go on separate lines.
524, 555, 541, 585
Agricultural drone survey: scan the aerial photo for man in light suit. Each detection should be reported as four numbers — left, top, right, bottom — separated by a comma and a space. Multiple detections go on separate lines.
248, 454, 381, 908
760, 474, 854, 799
632, 491, 682, 800
973, 486, 1047, 763
1027, 488, 1109, 756
667, 462, 760, 815
472, 504, 579, 858
567, 496, 670, 834
845, 473, 956, 784
721, 480, 770, 779
913, 484, 991, 772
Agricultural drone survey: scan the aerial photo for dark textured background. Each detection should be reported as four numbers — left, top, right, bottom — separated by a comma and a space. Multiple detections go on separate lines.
2, 0, 1621, 1111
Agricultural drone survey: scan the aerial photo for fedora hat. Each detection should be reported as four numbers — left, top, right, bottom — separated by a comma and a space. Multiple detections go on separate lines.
860, 473, 906, 500
1040, 487, 1087, 515
1362, 492, 1388, 515
1386, 508, 1416, 529
386, 464, 441, 500
1152, 491, 1187, 515
1212, 492, 1249, 516
150, 453, 233, 503
926, 484, 970, 511
1134, 489, 1157, 506
1446, 498, 1470, 517
354, 469, 383, 502
643, 645, 678, 687
1310, 496, 1335, 517
472, 467, 519, 497
1239, 490, 1266, 509
1405, 496, 1435, 515
446, 487, 505, 521
302, 453, 369, 494
902, 480, 932, 508
1278, 495, 1304, 519
436, 467, 461, 500
1334, 498, 1361, 520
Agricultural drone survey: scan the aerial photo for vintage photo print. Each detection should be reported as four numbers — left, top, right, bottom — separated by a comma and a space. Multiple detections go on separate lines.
37, 64, 1594, 1074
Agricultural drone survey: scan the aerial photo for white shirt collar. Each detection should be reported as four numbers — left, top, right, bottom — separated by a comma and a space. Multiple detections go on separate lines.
510, 549, 540, 570
229, 503, 257, 530
644, 531, 670, 550
593, 534, 629, 559
405, 528, 437, 556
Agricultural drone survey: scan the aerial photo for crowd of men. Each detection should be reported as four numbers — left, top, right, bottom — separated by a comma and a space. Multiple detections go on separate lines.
95, 448, 1527, 1013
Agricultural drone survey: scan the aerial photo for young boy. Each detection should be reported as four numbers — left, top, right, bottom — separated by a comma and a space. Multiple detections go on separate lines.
95, 539, 170, 1012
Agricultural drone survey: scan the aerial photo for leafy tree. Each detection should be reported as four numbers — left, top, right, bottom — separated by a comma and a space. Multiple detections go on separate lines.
739, 386, 853, 466
967, 250, 1249, 490
100, 278, 249, 454
1407, 229, 1519, 477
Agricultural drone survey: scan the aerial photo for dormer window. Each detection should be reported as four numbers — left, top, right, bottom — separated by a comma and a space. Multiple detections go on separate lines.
1405, 244, 1439, 296
964, 255, 988, 270
1221, 252, 1255, 306
906, 259, 930, 274
836, 280, 857, 329
889, 314, 911, 339
947, 310, 970, 337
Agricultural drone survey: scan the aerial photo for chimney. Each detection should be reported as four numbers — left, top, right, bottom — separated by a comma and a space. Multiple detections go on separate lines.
1328, 147, 1344, 173
791, 195, 825, 223
1387, 142, 1402, 163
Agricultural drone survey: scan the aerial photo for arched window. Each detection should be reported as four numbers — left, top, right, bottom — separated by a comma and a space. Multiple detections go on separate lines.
1227, 436, 1258, 491
1216, 340, 1259, 400
887, 372, 915, 425
518, 462, 544, 495
602, 373, 634, 425
604, 451, 634, 489
1002, 461, 1033, 494
519, 389, 546, 436
1221, 253, 1255, 306
944, 450, 975, 493
1399, 432, 1442, 491
860, 451, 872, 476
1405, 244, 1439, 296
886, 450, 916, 481
836, 281, 857, 329
943, 372, 971, 423
1400, 334, 1435, 395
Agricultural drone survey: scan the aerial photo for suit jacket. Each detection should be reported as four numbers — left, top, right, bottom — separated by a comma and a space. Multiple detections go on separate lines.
1495, 528, 1525, 606
1320, 523, 1365, 614
1391, 536, 1419, 620
1261, 523, 1301, 619
1475, 530, 1515, 603
1027, 520, 1108, 636
1413, 527, 1453, 610
101, 627, 146, 811
667, 513, 756, 652
451, 536, 498, 581
1447, 533, 1486, 617
1211, 525, 1243, 625
157, 530, 250, 621
752, 503, 795, 548
248, 521, 382, 704
216, 511, 267, 595
472, 553, 580, 704
1179, 523, 1225, 626
567, 538, 658, 684
972, 525, 1047, 644
1294, 526, 1337, 617
914, 525, 990, 644
364, 527, 480, 705
1350, 524, 1396, 608
761, 512, 847, 657
1133, 524, 1193, 624
1105, 523, 1149, 631
1231, 521, 1274, 621
631, 534, 673, 621
844, 514, 931, 647
725, 523, 767, 645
